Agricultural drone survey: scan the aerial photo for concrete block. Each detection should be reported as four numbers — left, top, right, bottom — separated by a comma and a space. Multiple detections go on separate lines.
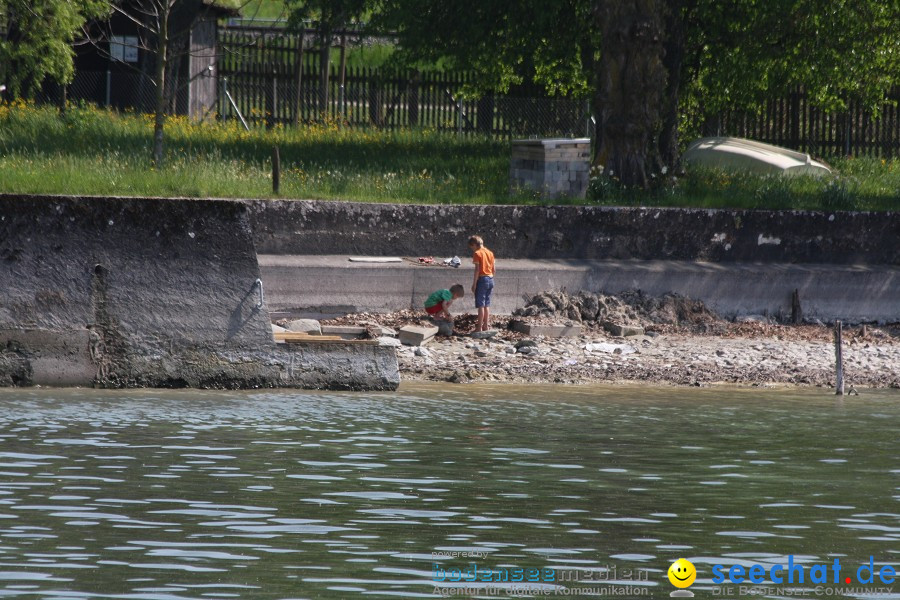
602, 322, 645, 337
510, 320, 582, 338
399, 325, 439, 346
0, 329, 93, 386
320, 325, 367, 339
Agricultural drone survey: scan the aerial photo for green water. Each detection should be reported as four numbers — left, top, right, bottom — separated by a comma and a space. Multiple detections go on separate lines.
0, 384, 898, 599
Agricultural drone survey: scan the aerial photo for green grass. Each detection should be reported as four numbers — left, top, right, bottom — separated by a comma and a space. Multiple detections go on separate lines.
590, 159, 900, 211
0, 102, 522, 204
239, 0, 287, 21
1, 102, 898, 210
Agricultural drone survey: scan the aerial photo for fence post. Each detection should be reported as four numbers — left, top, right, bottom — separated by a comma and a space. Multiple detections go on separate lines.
265, 72, 276, 129
408, 70, 420, 127
292, 29, 305, 126
844, 110, 852, 156
457, 97, 462, 136
220, 76, 227, 122
368, 73, 382, 126
106, 69, 112, 108
272, 146, 280, 195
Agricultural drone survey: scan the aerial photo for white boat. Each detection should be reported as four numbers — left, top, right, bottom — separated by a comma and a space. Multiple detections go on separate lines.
682, 136, 832, 177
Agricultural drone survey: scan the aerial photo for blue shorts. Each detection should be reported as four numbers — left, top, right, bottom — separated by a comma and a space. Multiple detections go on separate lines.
475, 276, 494, 308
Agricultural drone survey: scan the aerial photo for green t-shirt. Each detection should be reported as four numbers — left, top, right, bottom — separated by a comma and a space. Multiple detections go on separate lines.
424, 289, 453, 308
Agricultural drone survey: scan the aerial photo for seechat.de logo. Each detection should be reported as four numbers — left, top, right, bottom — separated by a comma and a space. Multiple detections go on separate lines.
668, 558, 697, 597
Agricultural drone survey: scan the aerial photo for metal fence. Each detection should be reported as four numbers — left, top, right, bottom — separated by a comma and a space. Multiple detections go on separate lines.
35, 70, 187, 117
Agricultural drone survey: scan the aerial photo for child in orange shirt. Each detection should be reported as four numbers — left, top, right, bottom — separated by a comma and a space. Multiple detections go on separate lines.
468, 235, 495, 332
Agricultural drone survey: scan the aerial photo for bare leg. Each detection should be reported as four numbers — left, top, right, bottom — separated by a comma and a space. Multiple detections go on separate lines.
476, 307, 485, 332
482, 307, 490, 331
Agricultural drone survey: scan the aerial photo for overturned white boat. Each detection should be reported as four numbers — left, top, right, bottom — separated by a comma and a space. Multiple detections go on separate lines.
682, 136, 832, 177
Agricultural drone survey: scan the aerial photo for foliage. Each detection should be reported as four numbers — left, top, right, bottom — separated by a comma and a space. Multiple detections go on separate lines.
0, 0, 109, 97
684, 0, 900, 119
371, 0, 595, 98
1, 103, 898, 210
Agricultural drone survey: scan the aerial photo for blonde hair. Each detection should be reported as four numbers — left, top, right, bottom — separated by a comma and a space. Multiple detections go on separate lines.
450, 284, 465, 297
468, 235, 484, 247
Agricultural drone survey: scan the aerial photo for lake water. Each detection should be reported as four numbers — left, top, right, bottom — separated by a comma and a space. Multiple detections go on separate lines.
0, 383, 898, 599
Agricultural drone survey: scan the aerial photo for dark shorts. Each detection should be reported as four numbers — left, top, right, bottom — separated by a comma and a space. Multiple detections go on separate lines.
475, 276, 494, 308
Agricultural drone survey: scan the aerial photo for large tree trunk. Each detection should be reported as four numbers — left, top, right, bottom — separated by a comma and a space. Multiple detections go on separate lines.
593, 0, 668, 187
152, 2, 169, 167
658, 0, 684, 172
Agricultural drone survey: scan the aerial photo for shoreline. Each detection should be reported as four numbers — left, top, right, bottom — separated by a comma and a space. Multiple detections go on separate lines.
323, 312, 900, 390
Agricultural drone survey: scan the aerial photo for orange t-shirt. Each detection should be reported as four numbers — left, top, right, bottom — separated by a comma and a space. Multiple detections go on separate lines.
473, 247, 495, 277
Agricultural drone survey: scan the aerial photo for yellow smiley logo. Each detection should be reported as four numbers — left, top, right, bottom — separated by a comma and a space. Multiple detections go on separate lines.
668, 558, 697, 588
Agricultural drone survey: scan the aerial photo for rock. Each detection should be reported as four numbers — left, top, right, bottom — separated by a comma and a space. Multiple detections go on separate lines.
377, 337, 401, 347
474, 350, 488, 358
505, 347, 517, 354
414, 347, 431, 357
271, 324, 288, 334
447, 371, 464, 383
517, 345, 538, 355
515, 339, 538, 350
285, 319, 321, 334
370, 325, 397, 337
470, 330, 498, 339
432, 320, 453, 336
399, 325, 439, 346
601, 321, 645, 337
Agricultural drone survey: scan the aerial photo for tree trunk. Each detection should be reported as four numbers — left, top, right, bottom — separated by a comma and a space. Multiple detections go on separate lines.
593, 0, 668, 187
658, 0, 684, 172
153, 2, 170, 167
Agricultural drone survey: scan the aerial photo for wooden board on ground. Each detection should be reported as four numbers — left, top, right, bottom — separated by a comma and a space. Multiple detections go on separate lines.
273, 332, 378, 345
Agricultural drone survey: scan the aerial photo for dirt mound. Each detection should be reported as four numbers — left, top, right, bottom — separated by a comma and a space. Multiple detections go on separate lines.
513, 289, 723, 332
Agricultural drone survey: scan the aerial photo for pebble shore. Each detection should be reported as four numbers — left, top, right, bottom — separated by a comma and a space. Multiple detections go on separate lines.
396, 327, 900, 388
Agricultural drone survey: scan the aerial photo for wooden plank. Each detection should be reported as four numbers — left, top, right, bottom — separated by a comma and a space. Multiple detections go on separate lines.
282, 337, 379, 346
274, 332, 345, 341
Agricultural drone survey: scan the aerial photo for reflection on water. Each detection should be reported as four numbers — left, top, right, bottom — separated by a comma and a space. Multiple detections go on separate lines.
0, 384, 898, 599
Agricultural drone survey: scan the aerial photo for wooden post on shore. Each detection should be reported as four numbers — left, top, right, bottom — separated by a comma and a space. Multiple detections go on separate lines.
272, 146, 281, 195
791, 289, 802, 324
834, 320, 844, 395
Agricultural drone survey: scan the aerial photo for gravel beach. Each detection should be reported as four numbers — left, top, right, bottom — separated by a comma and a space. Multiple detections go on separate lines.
318, 289, 900, 389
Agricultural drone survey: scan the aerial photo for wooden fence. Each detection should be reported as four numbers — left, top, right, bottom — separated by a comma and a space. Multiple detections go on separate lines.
218, 26, 900, 155
217, 27, 588, 138
716, 89, 900, 158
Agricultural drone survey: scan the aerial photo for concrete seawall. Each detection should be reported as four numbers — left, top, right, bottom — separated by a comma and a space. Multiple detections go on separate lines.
248, 200, 900, 264
260, 256, 900, 324
0, 195, 398, 390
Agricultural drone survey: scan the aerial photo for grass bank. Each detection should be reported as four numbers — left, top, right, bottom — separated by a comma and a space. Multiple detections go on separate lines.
1, 102, 898, 210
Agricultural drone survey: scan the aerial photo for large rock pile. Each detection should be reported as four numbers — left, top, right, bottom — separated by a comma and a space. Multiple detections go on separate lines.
513, 290, 722, 331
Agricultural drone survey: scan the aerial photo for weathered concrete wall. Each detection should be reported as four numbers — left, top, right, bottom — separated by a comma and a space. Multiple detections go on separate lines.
0, 195, 398, 390
248, 200, 900, 265
259, 255, 900, 324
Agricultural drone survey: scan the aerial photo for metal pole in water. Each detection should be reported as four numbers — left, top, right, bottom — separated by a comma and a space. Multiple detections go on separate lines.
834, 320, 844, 395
